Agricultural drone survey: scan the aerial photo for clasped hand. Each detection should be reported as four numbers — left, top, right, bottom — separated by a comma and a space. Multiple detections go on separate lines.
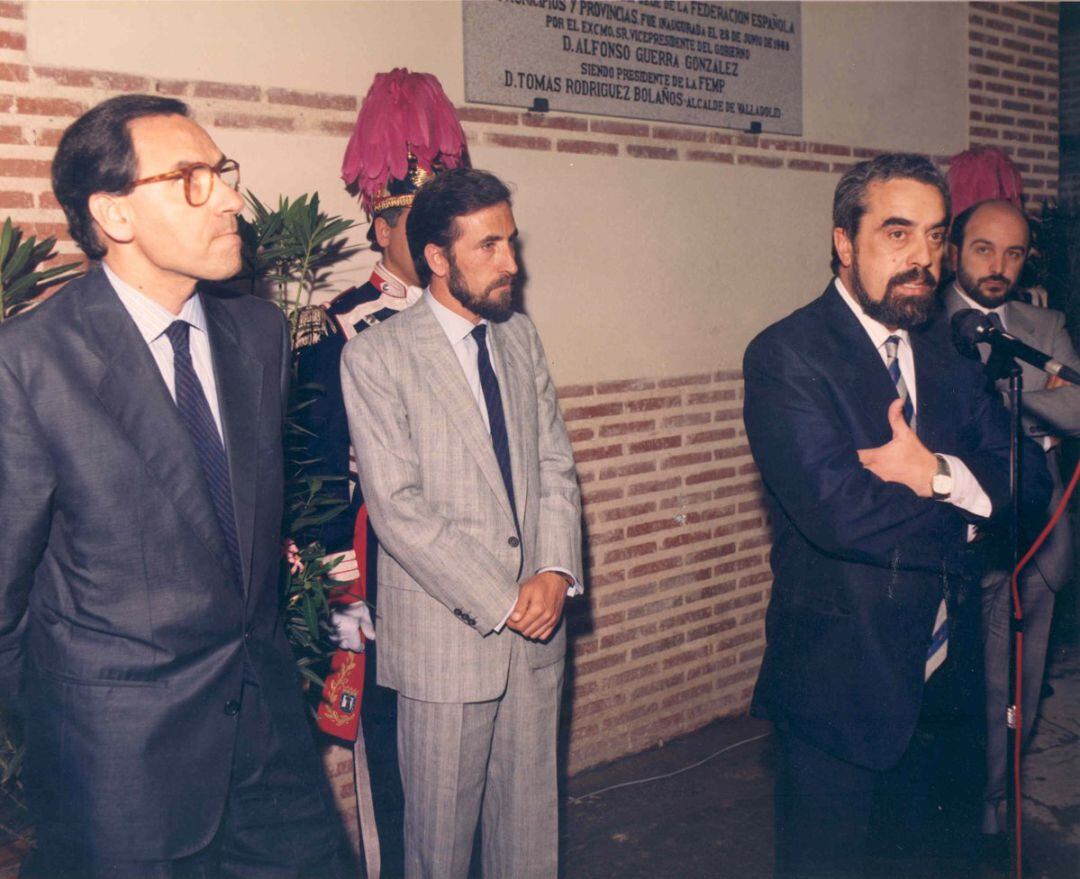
506, 571, 568, 641
857, 398, 938, 498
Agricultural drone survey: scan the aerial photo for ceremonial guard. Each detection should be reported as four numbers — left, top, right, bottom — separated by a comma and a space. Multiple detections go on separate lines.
292, 68, 468, 877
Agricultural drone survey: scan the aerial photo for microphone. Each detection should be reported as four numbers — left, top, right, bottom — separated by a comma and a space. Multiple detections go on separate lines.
951, 308, 1080, 385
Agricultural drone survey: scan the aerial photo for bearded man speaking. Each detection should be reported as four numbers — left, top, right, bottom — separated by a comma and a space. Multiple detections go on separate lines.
743, 154, 1050, 879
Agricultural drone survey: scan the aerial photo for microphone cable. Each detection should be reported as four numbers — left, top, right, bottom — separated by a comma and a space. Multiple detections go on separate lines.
1008, 453, 1080, 879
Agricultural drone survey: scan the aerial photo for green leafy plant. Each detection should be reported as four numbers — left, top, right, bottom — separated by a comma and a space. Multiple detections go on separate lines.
0, 219, 83, 324
237, 192, 356, 327
238, 192, 359, 687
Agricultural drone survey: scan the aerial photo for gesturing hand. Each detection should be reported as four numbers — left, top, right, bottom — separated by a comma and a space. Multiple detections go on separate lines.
857, 398, 938, 498
506, 571, 568, 641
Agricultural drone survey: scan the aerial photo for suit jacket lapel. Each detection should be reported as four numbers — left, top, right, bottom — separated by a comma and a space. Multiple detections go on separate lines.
489, 320, 531, 523
410, 304, 518, 526
819, 284, 900, 445
202, 291, 262, 592
78, 268, 233, 575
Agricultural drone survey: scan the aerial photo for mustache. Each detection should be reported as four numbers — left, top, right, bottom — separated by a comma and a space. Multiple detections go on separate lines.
978, 274, 1010, 286
486, 274, 514, 293
887, 266, 937, 290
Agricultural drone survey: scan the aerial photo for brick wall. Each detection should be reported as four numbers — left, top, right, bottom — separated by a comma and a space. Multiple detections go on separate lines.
1060, 3, 1079, 210
0, 1, 1064, 778
968, 2, 1060, 211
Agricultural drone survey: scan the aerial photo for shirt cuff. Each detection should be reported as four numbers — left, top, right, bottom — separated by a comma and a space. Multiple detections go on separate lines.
938, 454, 992, 518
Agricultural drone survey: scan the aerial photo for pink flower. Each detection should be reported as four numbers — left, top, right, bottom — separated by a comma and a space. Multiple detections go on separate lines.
283, 539, 304, 575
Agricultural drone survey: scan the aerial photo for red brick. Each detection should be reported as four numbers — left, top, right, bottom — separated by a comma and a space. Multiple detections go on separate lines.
788, 158, 830, 173
659, 489, 715, 510
659, 568, 714, 594
602, 542, 658, 565
564, 402, 624, 421
628, 435, 681, 454
581, 485, 624, 505
576, 652, 626, 678
709, 131, 734, 145
662, 451, 712, 470
37, 190, 59, 210
651, 125, 707, 143
661, 530, 712, 550
0, 30, 25, 50
735, 134, 760, 148
596, 378, 656, 394
599, 419, 655, 438
627, 596, 684, 622
590, 118, 649, 137
0, 62, 27, 82
600, 623, 657, 650
689, 428, 737, 445
0, 190, 31, 208
456, 106, 520, 125
686, 149, 734, 164
0, 2, 24, 19
523, 113, 587, 131
714, 517, 763, 538
631, 632, 685, 660
662, 413, 711, 429
627, 394, 681, 412
662, 644, 712, 669
714, 369, 742, 382
33, 127, 63, 147
267, 88, 355, 112
685, 618, 737, 643
568, 427, 595, 443
15, 96, 85, 117
0, 123, 23, 144
574, 443, 623, 463
0, 158, 51, 178
599, 501, 656, 523
626, 517, 681, 538
686, 466, 737, 486
759, 137, 807, 152
627, 144, 677, 160
599, 460, 656, 480
194, 81, 261, 101
214, 112, 294, 132
737, 154, 783, 169
557, 383, 595, 399
557, 139, 618, 156
812, 141, 851, 157
627, 476, 682, 497
599, 581, 657, 607
659, 373, 710, 388
155, 79, 190, 96
486, 132, 551, 151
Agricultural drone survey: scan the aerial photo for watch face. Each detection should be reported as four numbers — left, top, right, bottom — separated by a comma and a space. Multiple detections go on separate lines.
932, 474, 953, 496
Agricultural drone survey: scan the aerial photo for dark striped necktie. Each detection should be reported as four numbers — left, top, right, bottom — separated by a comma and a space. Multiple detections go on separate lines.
884, 335, 915, 427
165, 320, 242, 584
471, 324, 518, 525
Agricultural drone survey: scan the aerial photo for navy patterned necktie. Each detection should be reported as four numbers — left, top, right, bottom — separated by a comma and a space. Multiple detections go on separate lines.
165, 320, 242, 584
471, 324, 518, 525
884, 335, 915, 428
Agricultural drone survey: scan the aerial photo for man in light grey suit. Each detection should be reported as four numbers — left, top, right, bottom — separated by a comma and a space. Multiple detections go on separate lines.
945, 199, 1080, 846
340, 167, 582, 879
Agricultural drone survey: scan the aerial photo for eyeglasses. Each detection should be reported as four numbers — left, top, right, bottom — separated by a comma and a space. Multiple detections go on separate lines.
128, 157, 241, 207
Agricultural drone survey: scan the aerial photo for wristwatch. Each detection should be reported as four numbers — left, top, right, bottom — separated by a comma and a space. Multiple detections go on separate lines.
931, 454, 953, 500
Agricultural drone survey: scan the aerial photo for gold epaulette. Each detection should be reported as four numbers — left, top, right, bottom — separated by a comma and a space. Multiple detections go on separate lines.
294, 305, 332, 349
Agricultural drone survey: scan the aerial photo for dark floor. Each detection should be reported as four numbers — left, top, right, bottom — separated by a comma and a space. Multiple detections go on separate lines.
561, 640, 1080, 879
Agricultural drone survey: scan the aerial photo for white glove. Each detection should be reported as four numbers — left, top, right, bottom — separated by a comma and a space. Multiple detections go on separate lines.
330, 602, 376, 652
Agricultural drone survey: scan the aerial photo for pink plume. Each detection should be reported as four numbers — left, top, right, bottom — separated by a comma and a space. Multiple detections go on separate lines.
947, 146, 1024, 217
341, 68, 467, 215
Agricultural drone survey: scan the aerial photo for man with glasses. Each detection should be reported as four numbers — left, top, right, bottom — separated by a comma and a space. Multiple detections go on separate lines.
0, 94, 346, 878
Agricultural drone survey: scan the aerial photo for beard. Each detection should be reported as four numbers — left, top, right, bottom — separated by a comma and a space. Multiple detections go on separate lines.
447, 257, 515, 322
955, 263, 1018, 309
850, 253, 938, 330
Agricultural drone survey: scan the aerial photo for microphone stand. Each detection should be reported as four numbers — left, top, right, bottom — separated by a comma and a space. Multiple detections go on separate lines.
985, 345, 1024, 879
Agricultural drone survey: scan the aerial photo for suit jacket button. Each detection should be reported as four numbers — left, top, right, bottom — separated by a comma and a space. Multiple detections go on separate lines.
224, 699, 241, 716
508, 536, 520, 548
453, 608, 462, 617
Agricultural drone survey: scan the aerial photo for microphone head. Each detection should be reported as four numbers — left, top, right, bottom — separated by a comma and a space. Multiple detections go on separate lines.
951, 308, 990, 359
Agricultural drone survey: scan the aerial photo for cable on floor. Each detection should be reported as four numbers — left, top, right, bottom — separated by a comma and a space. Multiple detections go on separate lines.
566, 731, 772, 804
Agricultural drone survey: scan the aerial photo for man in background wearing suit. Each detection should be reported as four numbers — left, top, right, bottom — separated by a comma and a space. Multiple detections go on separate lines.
341, 167, 582, 879
743, 154, 1049, 878
0, 95, 344, 878
944, 199, 1080, 854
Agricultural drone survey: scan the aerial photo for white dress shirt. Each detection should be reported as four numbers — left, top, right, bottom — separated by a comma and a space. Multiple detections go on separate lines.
424, 291, 582, 630
104, 263, 224, 441
835, 278, 992, 518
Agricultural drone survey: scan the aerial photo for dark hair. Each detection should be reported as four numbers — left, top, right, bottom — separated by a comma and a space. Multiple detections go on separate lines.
406, 168, 512, 287
831, 153, 950, 273
366, 205, 406, 253
948, 199, 1030, 249
51, 94, 190, 259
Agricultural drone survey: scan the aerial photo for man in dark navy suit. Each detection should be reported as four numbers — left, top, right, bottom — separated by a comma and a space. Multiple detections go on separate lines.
743, 154, 1050, 878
